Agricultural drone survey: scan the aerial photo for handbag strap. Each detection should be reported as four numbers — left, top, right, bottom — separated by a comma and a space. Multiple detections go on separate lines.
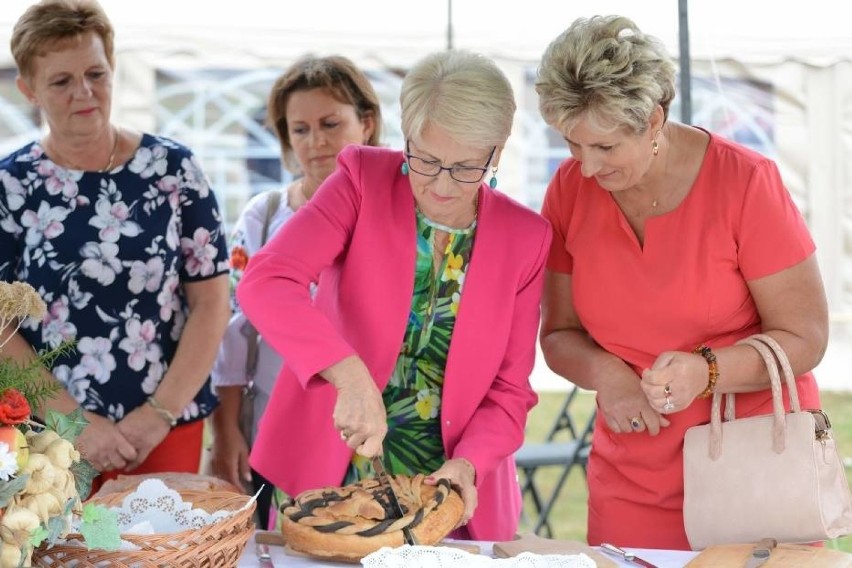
748, 334, 801, 411
707, 334, 800, 459
244, 190, 282, 380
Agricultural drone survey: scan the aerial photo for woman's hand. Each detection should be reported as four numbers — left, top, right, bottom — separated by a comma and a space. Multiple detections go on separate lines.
427, 458, 477, 527
207, 387, 252, 490
597, 371, 670, 435
76, 412, 138, 472
641, 350, 709, 414
323, 356, 387, 458
208, 421, 251, 490
115, 404, 172, 471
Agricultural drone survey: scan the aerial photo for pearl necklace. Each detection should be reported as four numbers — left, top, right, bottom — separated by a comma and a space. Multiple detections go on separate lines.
45, 125, 120, 172
416, 194, 479, 235
419, 211, 477, 234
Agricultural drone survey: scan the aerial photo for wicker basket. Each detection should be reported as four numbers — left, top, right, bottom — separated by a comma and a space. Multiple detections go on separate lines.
32, 489, 256, 568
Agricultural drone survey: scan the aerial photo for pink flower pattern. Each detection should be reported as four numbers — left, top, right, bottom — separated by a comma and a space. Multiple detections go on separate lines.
0, 134, 228, 423
181, 228, 218, 277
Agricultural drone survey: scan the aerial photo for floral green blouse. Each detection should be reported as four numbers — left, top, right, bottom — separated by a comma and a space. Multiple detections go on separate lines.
271, 210, 477, 529
345, 210, 476, 482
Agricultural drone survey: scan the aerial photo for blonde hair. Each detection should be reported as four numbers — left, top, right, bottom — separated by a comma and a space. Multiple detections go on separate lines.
536, 15, 676, 134
11, 0, 115, 79
267, 54, 383, 173
400, 50, 515, 149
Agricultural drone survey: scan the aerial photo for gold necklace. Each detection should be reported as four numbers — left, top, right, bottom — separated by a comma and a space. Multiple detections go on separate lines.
648, 186, 678, 213
425, 232, 450, 318
621, 185, 675, 219
644, 130, 677, 213
101, 126, 119, 171
45, 125, 119, 172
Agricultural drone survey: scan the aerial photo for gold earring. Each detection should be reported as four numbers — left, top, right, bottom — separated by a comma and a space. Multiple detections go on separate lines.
652, 130, 661, 156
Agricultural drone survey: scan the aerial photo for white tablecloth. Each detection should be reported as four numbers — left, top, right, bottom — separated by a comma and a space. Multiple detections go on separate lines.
236, 534, 699, 567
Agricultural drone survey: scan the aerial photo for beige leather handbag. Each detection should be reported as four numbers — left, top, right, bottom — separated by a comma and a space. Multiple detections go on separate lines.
683, 333, 852, 549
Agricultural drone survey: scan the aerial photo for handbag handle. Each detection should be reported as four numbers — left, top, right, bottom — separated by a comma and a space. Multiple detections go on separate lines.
244, 190, 282, 380
707, 334, 802, 459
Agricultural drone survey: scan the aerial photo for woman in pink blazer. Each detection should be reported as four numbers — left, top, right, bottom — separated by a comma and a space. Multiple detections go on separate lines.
237, 50, 552, 540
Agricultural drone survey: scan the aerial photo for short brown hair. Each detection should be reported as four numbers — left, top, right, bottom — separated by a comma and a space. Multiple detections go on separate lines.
267, 55, 383, 172
11, 0, 115, 79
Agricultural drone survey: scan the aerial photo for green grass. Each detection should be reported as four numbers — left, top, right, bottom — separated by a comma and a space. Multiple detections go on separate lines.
518, 390, 852, 552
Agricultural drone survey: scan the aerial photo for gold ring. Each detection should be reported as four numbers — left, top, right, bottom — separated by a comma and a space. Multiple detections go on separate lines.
629, 417, 643, 430
663, 383, 672, 396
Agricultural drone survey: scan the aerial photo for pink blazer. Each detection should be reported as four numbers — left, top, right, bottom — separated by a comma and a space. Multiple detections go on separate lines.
239, 145, 552, 539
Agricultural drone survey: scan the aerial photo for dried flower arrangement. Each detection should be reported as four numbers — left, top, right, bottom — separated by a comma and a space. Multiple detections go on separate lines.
0, 281, 118, 567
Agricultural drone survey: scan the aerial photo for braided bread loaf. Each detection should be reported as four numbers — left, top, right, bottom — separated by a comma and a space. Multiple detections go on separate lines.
281, 473, 464, 561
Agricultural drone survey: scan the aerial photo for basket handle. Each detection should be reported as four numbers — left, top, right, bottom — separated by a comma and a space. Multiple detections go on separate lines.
707, 334, 801, 459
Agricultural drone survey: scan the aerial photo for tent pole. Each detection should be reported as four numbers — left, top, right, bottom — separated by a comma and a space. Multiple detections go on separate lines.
447, 0, 454, 50
678, 0, 692, 124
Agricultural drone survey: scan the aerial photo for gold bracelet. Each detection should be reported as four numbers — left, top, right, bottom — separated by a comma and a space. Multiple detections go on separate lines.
693, 345, 720, 398
146, 395, 178, 427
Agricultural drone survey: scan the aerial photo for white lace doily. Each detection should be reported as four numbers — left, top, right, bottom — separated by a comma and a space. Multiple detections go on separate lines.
111, 478, 233, 533
361, 546, 596, 568
69, 478, 235, 537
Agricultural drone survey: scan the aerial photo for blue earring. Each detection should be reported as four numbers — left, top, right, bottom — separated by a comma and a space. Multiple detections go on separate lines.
401, 162, 410, 175
489, 169, 498, 188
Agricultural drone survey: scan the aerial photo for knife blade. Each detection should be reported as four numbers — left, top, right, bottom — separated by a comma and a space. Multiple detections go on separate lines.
745, 538, 777, 568
371, 456, 417, 546
256, 542, 275, 568
600, 543, 659, 568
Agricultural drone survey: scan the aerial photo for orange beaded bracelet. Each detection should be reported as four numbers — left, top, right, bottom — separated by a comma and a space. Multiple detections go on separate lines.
693, 344, 719, 398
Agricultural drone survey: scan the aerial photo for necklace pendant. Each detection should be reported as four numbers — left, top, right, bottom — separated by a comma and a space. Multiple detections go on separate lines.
651, 199, 658, 208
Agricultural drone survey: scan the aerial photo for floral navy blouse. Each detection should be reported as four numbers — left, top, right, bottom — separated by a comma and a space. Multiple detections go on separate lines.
0, 134, 229, 424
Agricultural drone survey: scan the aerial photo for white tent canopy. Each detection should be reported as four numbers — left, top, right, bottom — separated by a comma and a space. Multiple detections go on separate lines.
1, 1, 849, 389
4, 0, 852, 64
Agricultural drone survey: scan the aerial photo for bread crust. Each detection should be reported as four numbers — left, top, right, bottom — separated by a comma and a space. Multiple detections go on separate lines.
281, 473, 464, 561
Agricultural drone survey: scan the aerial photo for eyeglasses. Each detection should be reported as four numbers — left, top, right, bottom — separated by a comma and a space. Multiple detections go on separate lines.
405, 141, 495, 184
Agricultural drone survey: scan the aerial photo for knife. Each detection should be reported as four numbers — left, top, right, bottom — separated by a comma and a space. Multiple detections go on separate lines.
256, 542, 275, 568
600, 543, 659, 568
371, 456, 417, 546
745, 538, 777, 568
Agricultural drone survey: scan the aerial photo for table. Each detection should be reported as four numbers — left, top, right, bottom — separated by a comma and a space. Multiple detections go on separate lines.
236, 533, 699, 567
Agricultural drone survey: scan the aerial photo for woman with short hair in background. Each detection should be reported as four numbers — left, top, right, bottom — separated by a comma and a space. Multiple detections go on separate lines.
209, 54, 382, 528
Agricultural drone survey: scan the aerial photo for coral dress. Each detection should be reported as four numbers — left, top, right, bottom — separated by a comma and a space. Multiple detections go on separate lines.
541, 131, 820, 549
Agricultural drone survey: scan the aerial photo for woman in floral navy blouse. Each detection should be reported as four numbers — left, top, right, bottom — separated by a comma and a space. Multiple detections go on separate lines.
0, 0, 230, 486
